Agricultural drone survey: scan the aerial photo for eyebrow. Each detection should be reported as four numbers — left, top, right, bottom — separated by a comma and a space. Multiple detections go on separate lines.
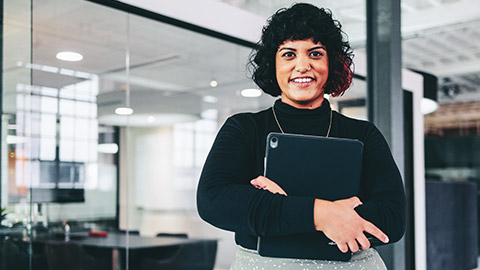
278, 46, 327, 52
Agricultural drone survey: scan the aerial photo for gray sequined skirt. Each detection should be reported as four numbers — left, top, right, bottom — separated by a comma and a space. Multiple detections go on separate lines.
230, 246, 387, 270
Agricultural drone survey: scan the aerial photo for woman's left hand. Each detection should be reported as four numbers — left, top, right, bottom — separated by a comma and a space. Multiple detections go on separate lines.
250, 176, 287, 196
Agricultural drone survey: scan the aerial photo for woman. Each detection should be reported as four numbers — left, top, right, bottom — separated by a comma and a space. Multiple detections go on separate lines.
197, 3, 405, 269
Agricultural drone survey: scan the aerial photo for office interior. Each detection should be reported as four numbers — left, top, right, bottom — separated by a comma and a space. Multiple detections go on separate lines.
0, 0, 479, 269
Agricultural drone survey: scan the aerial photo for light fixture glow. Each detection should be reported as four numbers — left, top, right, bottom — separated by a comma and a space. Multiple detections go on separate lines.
210, 80, 218, 87
115, 107, 134, 115
201, 109, 218, 120
241, 88, 262, 98
56, 51, 83, 62
203, 95, 218, 103
97, 143, 119, 154
421, 98, 438, 115
147, 116, 155, 123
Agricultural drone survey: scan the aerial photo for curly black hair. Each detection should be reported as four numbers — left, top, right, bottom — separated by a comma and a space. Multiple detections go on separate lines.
249, 3, 354, 97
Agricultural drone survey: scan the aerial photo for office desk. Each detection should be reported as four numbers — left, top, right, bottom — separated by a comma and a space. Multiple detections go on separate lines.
53, 232, 198, 270
9, 232, 216, 270
73, 232, 195, 249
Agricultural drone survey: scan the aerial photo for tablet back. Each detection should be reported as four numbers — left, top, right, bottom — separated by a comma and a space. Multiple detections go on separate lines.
257, 132, 364, 261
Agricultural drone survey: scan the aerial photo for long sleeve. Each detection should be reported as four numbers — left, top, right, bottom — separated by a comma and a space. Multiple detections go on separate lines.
197, 100, 406, 250
196, 115, 317, 239
354, 123, 406, 243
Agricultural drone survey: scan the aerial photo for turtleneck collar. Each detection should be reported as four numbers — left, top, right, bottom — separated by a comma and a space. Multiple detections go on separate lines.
273, 98, 332, 119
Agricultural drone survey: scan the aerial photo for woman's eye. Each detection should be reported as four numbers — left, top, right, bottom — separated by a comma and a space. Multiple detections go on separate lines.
282, 52, 295, 58
310, 51, 323, 57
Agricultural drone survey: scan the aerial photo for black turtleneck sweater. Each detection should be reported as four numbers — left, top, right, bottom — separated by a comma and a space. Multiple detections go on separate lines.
197, 99, 405, 251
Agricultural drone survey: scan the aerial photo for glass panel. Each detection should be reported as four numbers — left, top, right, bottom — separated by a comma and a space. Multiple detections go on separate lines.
3, 0, 372, 269
2, 0, 35, 268
2, 0, 120, 269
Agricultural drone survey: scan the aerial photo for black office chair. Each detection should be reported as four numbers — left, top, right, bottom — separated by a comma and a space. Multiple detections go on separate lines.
1, 238, 29, 270
44, 241, 98, 270
155, 232, 188, 238
141, 240, 217, 270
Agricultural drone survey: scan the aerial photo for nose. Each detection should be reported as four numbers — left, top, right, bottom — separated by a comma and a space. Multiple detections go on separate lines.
295, 56, 311, 73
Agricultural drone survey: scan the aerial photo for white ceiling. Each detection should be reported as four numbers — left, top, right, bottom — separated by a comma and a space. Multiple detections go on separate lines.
3, 0, 480, 126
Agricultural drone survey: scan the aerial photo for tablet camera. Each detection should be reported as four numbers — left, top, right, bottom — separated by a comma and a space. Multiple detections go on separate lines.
270, 136, 278, 149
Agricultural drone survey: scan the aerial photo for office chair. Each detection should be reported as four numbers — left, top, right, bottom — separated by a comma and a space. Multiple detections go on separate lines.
1, 238, 29, 270
44, 241, 97, 270
141, 240, 217, 270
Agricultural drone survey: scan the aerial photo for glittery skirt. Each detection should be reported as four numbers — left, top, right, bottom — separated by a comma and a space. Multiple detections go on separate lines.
230, 246, 387, 270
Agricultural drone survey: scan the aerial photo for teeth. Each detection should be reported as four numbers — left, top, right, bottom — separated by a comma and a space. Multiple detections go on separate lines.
292, 78, 313, 83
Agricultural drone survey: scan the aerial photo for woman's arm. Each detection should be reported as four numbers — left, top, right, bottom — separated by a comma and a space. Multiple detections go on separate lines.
353, 123, 406, 243
251, 176, 389, 253
197, 116, 317, 237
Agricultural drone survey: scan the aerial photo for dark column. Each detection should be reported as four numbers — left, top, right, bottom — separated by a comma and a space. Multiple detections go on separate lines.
0, 0, 4, 206
366, 1, 406, 270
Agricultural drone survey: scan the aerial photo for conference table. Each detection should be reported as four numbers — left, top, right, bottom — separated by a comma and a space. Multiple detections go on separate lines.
6, 230, 216, 270
68, 232, 205, 270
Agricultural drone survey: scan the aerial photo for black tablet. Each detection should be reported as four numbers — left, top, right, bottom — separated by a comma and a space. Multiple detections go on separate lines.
257, 132, 364, 261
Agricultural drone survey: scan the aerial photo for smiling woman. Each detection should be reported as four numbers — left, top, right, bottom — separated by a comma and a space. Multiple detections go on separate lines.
197, 3, 405, 270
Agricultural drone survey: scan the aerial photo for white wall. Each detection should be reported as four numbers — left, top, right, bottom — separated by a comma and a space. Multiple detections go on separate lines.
119, 126, 236, 269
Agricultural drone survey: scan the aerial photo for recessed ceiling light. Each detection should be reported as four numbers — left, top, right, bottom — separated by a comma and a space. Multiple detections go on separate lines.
240, 88, 262, 98
201, 109, 218, 120
210, 80, 218, 87
203, 95, 218, 103
97, 143, 119, 154
56, 51, 83, 62
115, 107, 134, 115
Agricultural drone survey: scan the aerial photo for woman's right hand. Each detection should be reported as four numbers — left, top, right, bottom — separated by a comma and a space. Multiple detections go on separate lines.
314, 197, 389, 253
250, 176, 287, 196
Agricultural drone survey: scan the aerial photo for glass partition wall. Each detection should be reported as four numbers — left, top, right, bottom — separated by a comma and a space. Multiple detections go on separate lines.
0, 0, 276, 269
1, 0, 370, 269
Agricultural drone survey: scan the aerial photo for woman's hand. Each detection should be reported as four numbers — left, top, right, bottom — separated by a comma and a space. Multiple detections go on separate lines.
314, 197, 389, 253
250, 176, 287, 196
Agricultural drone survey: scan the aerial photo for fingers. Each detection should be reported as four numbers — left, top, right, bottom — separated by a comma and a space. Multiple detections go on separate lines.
356, 234, 371, 251
347, 240, 359, 253
364, 221, 389, 244
335, 196, 363, 209
348, 196, 363, 208
250, 176, 267, 189
250, 176, 287, 196
336, 242, 349, 253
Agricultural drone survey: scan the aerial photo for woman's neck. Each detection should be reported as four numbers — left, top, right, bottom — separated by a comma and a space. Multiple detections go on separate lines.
280, 95, 325, 109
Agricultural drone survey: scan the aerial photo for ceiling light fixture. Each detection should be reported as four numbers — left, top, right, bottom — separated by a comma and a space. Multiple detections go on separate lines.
114, 15, 133, 118
203, 95, 218, 103
421, 98, 438, 115
210, 80, 218, 87
56, 51, 83, 62
97, 143, 119, 154
410, 69, 439, 115
115, 107, 134, 115
241, 88, 262, 98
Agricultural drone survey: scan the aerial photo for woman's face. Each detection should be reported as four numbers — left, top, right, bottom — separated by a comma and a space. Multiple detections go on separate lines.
275, 38, 329, 109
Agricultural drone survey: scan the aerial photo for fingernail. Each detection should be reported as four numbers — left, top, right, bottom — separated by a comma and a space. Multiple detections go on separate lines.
385, 236, 389, 243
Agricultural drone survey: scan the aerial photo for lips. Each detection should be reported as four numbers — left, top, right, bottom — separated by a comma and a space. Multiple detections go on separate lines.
290, 77, 316, 86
